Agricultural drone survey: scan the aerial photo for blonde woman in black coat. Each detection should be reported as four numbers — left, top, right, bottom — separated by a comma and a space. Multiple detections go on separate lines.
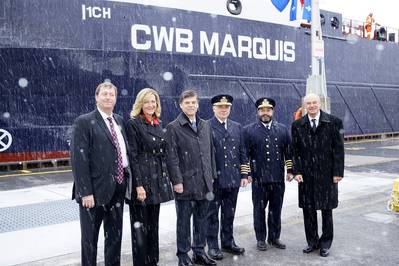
125, 88, 174, 266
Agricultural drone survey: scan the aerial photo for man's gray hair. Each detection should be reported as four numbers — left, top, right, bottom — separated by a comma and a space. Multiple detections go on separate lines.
303, 93, 320, 103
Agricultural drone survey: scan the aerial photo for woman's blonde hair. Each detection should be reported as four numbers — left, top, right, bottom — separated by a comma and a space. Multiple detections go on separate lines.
130, 88, 161, 118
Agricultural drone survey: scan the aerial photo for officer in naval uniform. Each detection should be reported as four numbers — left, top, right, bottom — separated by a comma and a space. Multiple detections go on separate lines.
206, 94, 250, 261
244, 97, 293, 251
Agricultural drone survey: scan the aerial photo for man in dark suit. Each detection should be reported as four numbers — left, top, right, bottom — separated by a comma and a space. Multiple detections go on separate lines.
291, 93, 345, 257
71, 82, 131, 266
206, 94, 249, 260
166, 90, 217, 266
244, 97, 293, 251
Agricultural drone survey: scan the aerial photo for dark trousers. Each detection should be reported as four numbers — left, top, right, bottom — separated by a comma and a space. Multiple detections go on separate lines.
252, 181, 285, 242
129, 203, 160, 266
79, 179, 126, 266
302, 208, 334, 249
207, 187, 239, 249
175, 199, 209, 258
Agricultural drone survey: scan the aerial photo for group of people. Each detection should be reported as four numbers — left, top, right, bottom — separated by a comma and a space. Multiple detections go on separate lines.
70, 81, 345, 266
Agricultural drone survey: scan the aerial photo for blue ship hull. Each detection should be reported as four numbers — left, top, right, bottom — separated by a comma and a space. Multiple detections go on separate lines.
1, 0, 399, 162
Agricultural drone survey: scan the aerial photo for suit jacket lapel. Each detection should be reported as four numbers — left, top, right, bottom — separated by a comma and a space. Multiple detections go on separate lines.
257, 120, 270, 135
177, 113, 196, 135
303, 111, 330, 135
197, 118, 205, 134
222, 119, 231, 138
211, 117, 229, 138
226, 119, 234, 136
95, 109, 115, 146
114, 115, 128, 142
300, 115, 312, 134
317, 110, 331, 133
178, 113, 200, 135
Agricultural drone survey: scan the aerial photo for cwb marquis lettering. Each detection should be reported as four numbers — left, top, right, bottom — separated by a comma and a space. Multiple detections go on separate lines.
131, 24, 295, 62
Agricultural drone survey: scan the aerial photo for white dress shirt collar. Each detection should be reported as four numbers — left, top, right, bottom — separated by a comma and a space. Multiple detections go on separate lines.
97, 107, 113, 121
262, 120, 272, 129
216, 117, 227, 129
308, 112, 321, 127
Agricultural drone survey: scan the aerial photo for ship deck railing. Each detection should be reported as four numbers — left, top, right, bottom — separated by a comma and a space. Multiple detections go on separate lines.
344, 132, 399, 142
0, 158, 70, 172
341, 17, 399, 43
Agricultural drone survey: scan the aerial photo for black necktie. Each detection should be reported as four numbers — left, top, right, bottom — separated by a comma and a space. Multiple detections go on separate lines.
221, 122, 226, 130
311, 119, 317, 133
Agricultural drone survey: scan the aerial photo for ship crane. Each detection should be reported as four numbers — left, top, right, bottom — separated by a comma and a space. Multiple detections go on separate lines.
306, 0, 330, 112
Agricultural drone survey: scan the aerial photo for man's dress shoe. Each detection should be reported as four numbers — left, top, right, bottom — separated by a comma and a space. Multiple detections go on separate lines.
192, 253, 217, 266
303, 245, 319, 253
267, 239, 286, 249
178, 255, 193, 266
256, 241, 268, 251
221, 243, 245, 255
208, 248, 223, 260
320, 248, 330, 257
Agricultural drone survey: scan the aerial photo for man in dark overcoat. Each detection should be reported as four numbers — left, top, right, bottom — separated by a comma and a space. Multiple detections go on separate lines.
166, 90, 217, 266
244, 97, 293, 251
291, 93, 345, 257
206, 95, 250, 260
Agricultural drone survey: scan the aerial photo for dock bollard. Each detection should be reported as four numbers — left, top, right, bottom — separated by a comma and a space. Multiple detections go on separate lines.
388, 178, 399, 212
